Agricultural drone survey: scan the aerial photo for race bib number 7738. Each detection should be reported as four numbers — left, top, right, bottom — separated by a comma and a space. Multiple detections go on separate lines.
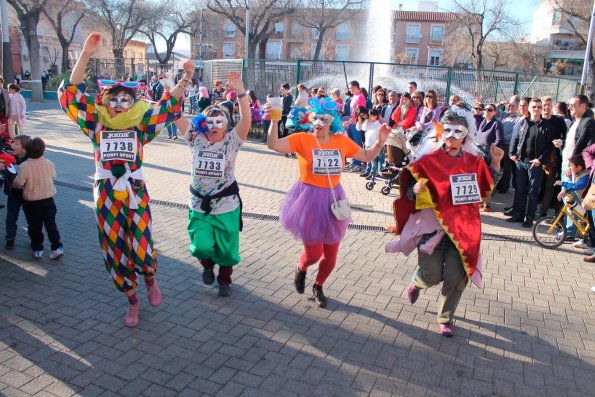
450, 173, 482, 205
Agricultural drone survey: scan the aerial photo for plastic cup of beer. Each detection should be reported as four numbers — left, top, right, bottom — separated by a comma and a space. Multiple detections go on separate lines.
268, 97, 283, 121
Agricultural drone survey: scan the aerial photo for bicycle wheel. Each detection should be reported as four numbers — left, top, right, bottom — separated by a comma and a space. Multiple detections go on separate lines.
532, 217, 565, 249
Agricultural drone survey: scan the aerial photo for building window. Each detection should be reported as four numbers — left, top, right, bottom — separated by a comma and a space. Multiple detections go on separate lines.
335, 44, 349, 60
266, 41, 282, 59
274, 22, 284, 35
335, 22, 350, 41
291, 23, 304, 36
405, 24, 421, 44
430, 25, 444, 44
552, 10, 562, 24
225, 20, 236, 38
429, 49, 442, 66
223, 42, 236, 58
312, 28, 320, 40
404, 48, 419, 64
289, 44, 304, 59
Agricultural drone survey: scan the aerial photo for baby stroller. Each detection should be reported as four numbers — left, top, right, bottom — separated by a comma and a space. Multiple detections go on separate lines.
284, 107, 310, 157
365, 160, 407, 195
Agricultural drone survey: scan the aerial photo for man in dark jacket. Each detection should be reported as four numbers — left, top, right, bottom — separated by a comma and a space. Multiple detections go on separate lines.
508, 97, 554, 228
280, 83, 293, 138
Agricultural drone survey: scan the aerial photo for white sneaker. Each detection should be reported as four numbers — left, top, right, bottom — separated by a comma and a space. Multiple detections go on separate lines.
584, 247, 595, 256
49, 247, 64, 260
573, 239, 588, 249
33, 250, 43, 259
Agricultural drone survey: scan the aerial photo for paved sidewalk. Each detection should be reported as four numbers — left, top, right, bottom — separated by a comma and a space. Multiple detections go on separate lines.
0, 106, 593, 396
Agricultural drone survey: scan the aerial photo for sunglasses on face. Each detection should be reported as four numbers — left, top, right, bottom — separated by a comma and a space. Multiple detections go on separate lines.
473, 107, 484, 111
486, 108, 495, 112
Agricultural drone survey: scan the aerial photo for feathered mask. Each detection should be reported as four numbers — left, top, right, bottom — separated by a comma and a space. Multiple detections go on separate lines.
191, 114, 209, 134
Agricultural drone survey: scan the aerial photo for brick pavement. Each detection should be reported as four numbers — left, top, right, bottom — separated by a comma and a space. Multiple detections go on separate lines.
0, 102, 592, 396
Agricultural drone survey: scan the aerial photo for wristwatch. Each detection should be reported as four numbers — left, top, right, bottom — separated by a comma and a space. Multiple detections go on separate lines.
237, 92, 247, 99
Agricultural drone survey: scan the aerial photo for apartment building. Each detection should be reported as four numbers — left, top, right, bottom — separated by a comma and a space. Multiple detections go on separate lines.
531, 0, 588, 76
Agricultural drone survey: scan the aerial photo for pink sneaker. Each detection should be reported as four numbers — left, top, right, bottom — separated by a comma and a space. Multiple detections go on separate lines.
407, 284, 420, 304
146, 280, 162, 307
124, 301, 140, 327
439, 322, 454, 337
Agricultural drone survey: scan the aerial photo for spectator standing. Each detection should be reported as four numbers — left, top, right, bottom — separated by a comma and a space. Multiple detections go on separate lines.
508, 98, 554, 228
387, 92, 416, 166
331, 88, 343, 111
415, 90, 440, 131
0, 76, 11, 133
3, 135, 30, 249
343, 80, 367, 172
556, 101, 572, 128
408, 81, 417, 94
13, 137, 64, 260
197, 86, 211, 113
477, 103, 505, 211
211, 80, 225, 102
382, 90, 399, 126
7, 84, 26, 138
188, 79, 198, 114
294, 83, 309, 108
498, 96, 523, 194
280, 83, 293, 138
472, 102, 485, 130
538, 96, 567, 217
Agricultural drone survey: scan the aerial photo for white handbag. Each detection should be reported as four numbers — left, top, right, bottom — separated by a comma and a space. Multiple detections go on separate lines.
315, 137, 352, 221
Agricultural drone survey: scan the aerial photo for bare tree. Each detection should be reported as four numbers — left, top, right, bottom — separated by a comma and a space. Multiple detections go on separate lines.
43, 0, 85, 74
7, 0, 50, 102
206, 0, 299, 60
445, 0, 517, 70
87, 0, 158, 77
294, 0, 365, 61
552, 0, 594, 101
139, 2, 197, 69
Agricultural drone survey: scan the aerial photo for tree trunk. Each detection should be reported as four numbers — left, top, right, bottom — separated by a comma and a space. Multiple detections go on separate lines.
313, 28, 327, 61
22, 14, 43, 102
60, 42, 70, 74
113, 48, 126, 79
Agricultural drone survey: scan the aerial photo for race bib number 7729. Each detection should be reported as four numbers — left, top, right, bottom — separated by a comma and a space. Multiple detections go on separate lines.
450, 173, 482, 205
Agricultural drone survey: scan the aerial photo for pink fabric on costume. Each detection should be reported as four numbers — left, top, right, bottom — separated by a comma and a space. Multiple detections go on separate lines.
384, 208, 443, 255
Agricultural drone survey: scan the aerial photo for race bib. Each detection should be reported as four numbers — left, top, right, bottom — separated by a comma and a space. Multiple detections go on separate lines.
312, 149, 342, 175
450, 173, 482, 205
194, 150, 225, 178
100, 130, 137, 161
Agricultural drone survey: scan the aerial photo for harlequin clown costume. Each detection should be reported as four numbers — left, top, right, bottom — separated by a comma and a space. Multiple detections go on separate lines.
58, 78, 182, 326
388, 107, 502, 336
184, 108, 246, 298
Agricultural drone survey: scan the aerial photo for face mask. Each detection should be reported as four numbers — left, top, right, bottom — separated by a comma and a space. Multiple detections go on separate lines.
310, 113, 334, 127
206, 116, 228, 131
442, 124, 468, 139
108, 93, 134, 109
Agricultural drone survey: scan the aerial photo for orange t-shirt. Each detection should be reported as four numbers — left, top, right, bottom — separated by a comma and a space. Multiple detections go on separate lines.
288, 132, 361, 188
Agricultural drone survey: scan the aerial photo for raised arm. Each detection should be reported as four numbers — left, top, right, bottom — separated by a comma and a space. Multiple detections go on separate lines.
169, 60, 195, 100
353, 123, 390, 162
264, 104, 292, 154
70, 33, 101, 85
226, 71, 251, 140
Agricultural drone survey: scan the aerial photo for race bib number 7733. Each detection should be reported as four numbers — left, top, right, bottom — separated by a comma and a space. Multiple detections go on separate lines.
450, 173, 482, 205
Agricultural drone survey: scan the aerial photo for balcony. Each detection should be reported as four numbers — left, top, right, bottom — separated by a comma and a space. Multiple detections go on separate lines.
551, 42, 586, 51
548, 49, 585, 62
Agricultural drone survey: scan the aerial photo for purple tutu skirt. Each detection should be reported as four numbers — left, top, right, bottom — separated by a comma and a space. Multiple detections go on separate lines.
279, 181, 350, 244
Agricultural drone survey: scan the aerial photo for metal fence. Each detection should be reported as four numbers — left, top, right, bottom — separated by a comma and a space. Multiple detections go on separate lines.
202, 59, 579, 106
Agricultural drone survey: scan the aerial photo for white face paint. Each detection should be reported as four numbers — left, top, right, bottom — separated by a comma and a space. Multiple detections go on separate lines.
442, 124, 468, 139
206, 116, 228, 131
310, 113, 334, 127
108, 93, 134, 109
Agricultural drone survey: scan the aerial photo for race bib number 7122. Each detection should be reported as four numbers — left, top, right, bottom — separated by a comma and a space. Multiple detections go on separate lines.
312, 149, 342, 175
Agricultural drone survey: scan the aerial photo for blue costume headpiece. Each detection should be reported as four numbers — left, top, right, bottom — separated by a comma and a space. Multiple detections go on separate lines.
307, 97, 344, 134
190, 113, 209, 134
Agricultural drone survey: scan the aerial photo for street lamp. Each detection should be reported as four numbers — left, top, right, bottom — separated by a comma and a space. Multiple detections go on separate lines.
580, 0, 595, 95
245, 0, 250, 60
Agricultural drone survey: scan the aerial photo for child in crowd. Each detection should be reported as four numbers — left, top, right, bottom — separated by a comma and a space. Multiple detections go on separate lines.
8, 84, 26, 138
361, 108, 384, 179
351, 106, 368, 173
557, 154, 591, 247
261, 94, 274, 143
13, 137, 64, 259
3, 135, 30, 249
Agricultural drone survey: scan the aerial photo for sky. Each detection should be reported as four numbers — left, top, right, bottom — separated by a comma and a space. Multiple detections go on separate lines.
168, 0, 542, 53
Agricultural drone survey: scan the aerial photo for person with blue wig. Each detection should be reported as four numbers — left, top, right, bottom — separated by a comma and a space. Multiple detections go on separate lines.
265, 97, 390, 308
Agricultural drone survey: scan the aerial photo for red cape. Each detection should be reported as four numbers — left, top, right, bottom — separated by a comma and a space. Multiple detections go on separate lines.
393, 149, 494, 278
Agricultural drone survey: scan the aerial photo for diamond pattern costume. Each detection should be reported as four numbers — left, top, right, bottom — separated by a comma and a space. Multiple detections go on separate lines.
58, 79, 181, 291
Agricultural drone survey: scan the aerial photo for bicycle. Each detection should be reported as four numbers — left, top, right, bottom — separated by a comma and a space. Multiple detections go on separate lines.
532, 192, 590, 249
